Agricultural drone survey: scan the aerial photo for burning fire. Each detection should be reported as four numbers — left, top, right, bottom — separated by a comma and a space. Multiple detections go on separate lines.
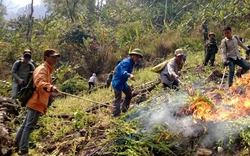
187, 72, 250, 123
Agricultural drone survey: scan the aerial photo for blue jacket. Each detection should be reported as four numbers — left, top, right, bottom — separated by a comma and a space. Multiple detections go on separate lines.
112, 57, 135, 91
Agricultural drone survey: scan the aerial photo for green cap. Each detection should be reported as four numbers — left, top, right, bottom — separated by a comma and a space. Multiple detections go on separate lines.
129, 48, 143, 58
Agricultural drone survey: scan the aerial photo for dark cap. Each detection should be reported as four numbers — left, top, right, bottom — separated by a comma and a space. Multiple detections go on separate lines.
24, 53, 31, 60
44, 49, 60, 57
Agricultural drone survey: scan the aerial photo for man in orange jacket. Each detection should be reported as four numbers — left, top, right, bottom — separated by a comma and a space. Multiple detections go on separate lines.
14, 49, 60, 156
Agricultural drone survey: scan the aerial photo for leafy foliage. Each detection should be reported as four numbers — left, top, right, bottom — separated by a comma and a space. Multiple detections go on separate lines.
1, 0, 250, 80
0, 80, 11, 96
61, 74, 87, 94
58, 24, 91, 47
2, 1, 250, 155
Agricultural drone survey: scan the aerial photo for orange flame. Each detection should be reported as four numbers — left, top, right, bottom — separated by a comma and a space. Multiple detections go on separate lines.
188, 72, 250, 123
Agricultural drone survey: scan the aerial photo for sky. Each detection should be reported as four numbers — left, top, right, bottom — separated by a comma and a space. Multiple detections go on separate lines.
4, 0, 41, 9
4, 0, 43, 19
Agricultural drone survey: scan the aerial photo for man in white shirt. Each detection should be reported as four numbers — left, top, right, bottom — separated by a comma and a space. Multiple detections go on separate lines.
220, 26, 250, 87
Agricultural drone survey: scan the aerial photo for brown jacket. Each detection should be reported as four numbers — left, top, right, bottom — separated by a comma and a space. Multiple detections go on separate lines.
26, 61, 54, 114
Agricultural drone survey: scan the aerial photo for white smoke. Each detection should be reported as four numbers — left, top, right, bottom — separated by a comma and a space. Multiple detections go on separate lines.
127, 91, 249, 149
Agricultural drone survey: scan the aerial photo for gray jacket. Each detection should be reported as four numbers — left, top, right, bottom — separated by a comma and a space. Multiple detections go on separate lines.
160, 57, 181, 88
11, 60, 35, 83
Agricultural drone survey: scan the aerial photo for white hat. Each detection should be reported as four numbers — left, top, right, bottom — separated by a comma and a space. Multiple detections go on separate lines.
174, 48, 184, 56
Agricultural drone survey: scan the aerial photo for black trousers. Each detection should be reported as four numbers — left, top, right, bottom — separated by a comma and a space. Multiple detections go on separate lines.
204, 51, 216, 66
88, 82, 94, 90
106, 80, 111, 88
113, 86, 132, 117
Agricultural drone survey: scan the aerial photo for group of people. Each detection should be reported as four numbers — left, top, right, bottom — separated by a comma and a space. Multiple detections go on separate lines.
11, 26, 250, 155
110, 26, 250, 117
12, 49, 60, 156
203, 26, 250, 87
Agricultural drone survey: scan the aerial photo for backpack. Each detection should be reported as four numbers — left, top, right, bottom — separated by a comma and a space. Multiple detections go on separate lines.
17, 71, 36, 107
16, 59, 34, 71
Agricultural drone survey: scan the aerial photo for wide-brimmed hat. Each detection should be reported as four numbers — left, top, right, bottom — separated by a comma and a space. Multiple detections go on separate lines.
129, 48, 143, 58
174, 48, 184, 56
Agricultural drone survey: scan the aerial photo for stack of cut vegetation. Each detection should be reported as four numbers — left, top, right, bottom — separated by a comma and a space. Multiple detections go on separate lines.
0, 97, 15, 156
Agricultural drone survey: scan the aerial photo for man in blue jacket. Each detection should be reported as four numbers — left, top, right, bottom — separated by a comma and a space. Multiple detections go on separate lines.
112, 48, 143, 117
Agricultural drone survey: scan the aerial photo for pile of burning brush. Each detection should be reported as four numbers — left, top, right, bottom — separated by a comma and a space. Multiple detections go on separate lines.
174, 72, 250, 155
189, 72, 250, 122
124, 72, 250, 155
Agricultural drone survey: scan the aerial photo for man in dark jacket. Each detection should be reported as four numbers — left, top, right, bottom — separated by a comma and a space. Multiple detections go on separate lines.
203, 32, 218, 66
11, 51, 35, 104
112, 48, 143, 117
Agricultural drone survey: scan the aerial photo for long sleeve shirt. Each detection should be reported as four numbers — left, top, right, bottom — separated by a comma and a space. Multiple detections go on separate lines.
160, 57, 181, 88
88, 76, 97, 84
221, 36, 249, 62
11, 60, 35, 83
26, 61, 54, 114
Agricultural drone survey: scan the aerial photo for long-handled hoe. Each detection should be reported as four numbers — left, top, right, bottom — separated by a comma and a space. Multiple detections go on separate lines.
58, 91, 114, 107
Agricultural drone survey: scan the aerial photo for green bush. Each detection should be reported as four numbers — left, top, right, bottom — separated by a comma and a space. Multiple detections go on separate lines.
61, 75, 88, 94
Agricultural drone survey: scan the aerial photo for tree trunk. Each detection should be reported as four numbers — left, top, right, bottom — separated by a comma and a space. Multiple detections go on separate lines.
26, 0, 34, 43
164, 0, 167, 20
